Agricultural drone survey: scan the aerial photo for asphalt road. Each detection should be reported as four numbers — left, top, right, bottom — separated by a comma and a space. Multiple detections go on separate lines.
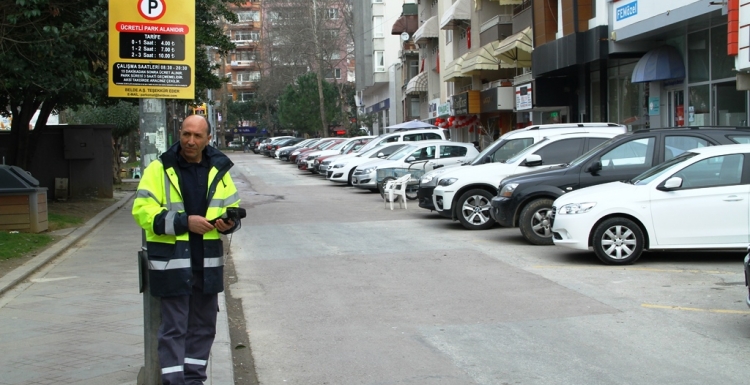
225, 151, 750, 385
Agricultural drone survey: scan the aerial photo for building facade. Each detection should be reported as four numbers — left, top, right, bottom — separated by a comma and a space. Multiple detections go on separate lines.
353, 0, 748, 147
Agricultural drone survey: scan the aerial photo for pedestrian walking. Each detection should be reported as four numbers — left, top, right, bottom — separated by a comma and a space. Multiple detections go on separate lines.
132, 114, 242, 385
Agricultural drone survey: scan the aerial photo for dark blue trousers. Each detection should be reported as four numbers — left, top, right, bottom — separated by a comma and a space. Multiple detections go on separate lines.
158, 271, 219, 385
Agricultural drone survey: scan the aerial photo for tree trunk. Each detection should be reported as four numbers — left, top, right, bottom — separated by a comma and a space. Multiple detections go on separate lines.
8, 92, 43, 169
128, 130, 138, 163
113, 137, 122, 184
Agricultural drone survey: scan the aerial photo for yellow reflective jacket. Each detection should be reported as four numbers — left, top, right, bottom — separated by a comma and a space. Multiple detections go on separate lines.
132, 144, 240, 297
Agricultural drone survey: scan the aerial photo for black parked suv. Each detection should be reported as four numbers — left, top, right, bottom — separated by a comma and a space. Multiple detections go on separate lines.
490, 126, 750, 245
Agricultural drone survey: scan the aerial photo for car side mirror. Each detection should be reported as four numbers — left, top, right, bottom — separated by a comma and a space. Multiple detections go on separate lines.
377, 152, 386, 158
588, 161, 602, 174
483, 155, 492, 164
658, 176, 683, 191
406, 156, 417, 163
523, 154, 543, 167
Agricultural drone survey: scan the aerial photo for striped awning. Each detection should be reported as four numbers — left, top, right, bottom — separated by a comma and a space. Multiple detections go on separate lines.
493, 26, 533, 68
413, 16, 439, 45
442, 56, 470, 82
440, 0, 471, 30
405, 71, 428, 95
460, 44, 510, 75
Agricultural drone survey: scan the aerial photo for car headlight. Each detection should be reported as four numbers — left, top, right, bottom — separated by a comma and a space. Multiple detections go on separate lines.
362, 167, 377, 174
420, 169, 447, 185
557, 202, 596, 215
438, 178, 457, 187
499, 183, 519, 197
332, 163, 344, 169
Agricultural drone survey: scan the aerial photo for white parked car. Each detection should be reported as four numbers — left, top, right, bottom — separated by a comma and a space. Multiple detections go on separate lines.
551, 143, 750, 265
327, 143, 409, 185
352, 140, 479, 192
432, 131, 623, 230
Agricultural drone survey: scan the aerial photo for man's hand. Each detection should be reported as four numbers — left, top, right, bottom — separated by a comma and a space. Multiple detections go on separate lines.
215, 218, 235, 232
188, 215, 215, 234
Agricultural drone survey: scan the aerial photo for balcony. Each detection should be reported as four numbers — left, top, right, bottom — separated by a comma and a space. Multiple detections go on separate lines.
231, 40, 258, 48
231, 81, 257, 90
231, 20, 259, 29
230, 60, 258, 70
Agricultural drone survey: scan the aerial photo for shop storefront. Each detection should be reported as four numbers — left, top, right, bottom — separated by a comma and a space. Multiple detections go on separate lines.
514, 81, 569, 127
480, 86, 515, 148
609, 1, 748, 129
365, 98, 390, 135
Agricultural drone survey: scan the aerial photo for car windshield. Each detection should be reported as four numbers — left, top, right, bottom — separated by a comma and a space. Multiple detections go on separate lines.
387, 144, 419, 160
628, 152, 698, 185
472, 136, 535, 164
356, 135, 387, 153
330, 141, 348, 150
566, 136, 620, 168
504, 138, 551, 164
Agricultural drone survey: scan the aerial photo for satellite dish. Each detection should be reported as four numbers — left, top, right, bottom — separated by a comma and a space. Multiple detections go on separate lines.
400, 32, 410, 41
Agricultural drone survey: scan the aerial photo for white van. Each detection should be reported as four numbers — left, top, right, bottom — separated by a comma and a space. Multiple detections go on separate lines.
353, 128, 446, 155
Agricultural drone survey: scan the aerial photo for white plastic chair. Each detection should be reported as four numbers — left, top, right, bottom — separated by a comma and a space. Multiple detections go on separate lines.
383, 173, 411, 210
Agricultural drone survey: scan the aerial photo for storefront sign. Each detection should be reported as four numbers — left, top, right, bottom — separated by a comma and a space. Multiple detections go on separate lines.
481, 89, 498, 113
366, 98, 390, 114
648, 97, 660, 115
612, 0, 700, 30
481, 87, 516, 112
452, 91, 480, 116
428, 98, 441, 119
437, 102, 451, 117
515, 84, 533, 110
616, 1, 638, 22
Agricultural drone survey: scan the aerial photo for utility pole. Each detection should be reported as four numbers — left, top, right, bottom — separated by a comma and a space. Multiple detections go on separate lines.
137, 98, 167, 385
311, 0, 328, 137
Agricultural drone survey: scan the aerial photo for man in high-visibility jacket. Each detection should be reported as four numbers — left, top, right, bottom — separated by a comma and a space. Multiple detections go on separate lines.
132, 114, 241, 385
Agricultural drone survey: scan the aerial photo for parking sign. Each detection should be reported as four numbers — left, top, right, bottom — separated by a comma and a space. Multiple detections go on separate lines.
108, 0, 195, 99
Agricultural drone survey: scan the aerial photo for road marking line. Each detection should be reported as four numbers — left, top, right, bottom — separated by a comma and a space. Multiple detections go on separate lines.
532, 265, 731, 274
641, 303, 750, 314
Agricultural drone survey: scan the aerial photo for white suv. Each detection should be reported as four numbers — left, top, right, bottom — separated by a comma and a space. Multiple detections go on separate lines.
432, 130, 625, 230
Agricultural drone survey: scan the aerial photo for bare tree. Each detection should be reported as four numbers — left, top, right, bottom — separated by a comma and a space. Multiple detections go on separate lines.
259, 0, 354, 136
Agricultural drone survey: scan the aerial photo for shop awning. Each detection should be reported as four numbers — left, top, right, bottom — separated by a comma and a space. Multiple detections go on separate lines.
493, 26, 533, 67
631, 45, 685, 83
391, 15, 418, 36
440, 0, 471, 30
442, 56, 470, 82
461, 44, 508, 75
405, 71, 428, 95
413, 16, 439, 45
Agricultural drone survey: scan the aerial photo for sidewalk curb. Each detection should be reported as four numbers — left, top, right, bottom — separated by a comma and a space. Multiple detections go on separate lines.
0, 192, 136, 297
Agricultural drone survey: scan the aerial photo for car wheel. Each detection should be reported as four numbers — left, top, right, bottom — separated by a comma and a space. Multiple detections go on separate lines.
592, 217, 645, 265
456, 189, 495, 230
405, 182, 418, 200
519, 198, 555, 245
347, 169, 355, 186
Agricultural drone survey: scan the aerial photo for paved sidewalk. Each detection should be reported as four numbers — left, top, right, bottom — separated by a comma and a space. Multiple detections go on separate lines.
0, 191, 234, 385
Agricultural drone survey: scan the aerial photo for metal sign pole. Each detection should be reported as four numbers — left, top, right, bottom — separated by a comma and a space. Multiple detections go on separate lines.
137, 98, 167, 385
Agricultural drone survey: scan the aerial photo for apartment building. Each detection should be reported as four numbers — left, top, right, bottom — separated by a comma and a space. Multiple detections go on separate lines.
354, 0, 746, 147
353, 0, 406, 135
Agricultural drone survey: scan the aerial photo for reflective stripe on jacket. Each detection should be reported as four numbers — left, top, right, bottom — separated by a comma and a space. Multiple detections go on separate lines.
132, 143, 239, 297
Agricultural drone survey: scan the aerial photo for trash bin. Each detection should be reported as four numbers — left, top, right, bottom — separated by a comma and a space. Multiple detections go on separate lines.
0, 165, 48, 233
